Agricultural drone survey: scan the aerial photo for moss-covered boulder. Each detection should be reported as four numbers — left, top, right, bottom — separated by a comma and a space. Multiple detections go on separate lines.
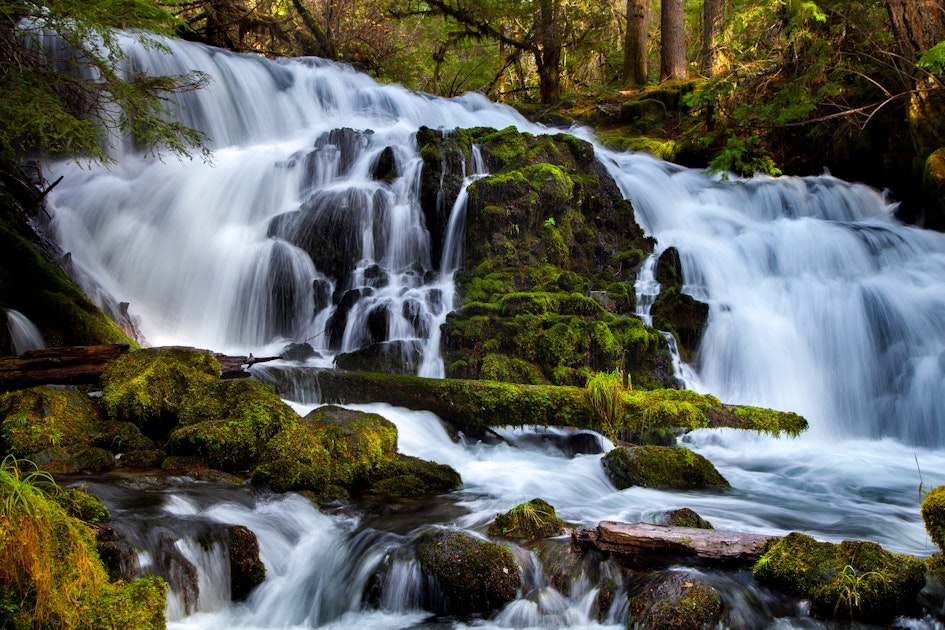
601, 445, 730, 491
100, 347, 222, 439
52, 486, 111, 524
366, 454, 462, 498
0, 385, 115, 472
165, 379, 297, 472
252, 405, 397, 494
664, 507, 714, 530
923, 485, 945, 551
415, 529, 521, 614
487, 498, 567, 540
626, 570, 723, 630
753, 532, 925, 622
226, 525, 266, 602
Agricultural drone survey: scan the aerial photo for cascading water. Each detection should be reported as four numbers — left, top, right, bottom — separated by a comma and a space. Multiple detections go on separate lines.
3, 308, 46, 354
41, 32, 945, 629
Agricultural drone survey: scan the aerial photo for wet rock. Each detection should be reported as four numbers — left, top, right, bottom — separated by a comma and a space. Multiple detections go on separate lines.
601, 445, 729, 490
96, 524, 140, 582
334, 340, 422, 375
415, 529, 521, 614
627, 570, 723, 629
367, 454, 461, 498
371, 146, 399, 182
652, 246, 709, 363
226, 525, 266, 602
663, 507, 714, 530
487, 498, 567, 540
280, 342, 318, 362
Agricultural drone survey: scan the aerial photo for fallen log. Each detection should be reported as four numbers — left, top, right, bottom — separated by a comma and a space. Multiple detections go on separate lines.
0, 345, 277, 391
0, 344, 130, 389
572, 521, 776, 568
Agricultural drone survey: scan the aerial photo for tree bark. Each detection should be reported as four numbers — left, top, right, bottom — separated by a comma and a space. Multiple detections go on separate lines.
702, 0, 725, 77
572, 521, 775, 567
622, 0, 648, 86
535, 0, 563, 103
659, 0, 686, 81
886, 0, 945, 72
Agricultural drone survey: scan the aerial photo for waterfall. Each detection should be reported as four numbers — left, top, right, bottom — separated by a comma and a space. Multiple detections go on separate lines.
40, 33, 945, 627
4, 309, 45, 354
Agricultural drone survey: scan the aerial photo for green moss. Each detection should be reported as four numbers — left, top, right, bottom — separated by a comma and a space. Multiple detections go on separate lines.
252, 405, 397, 495
368, 455, 462, 497
487, 498, 566, 540
100, 347, 222, 438
922, 486, 945, 551
415, 529, 521, 614
664, 507, 713, 530
479, 353, 547, 384
52, 487, 111, 524
753, 532, 925, 622
92, 422, 154, 453
601, 445, 730, 490
652, 286, 709, 363
162, 378, 296, 472
627, 571, 723, 630
0, 386, 102, 460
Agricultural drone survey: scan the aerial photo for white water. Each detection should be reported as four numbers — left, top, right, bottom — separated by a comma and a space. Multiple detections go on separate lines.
39, 33, 945, 627
3, 308, 45, 354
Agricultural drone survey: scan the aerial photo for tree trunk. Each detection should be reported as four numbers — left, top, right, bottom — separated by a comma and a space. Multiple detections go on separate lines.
885, 0, 945, 162
535, 0, 563, 103
659, 0, 686, 81
622, 0, 648, 86
886, 0, 945, 72
702, 0, 725, 77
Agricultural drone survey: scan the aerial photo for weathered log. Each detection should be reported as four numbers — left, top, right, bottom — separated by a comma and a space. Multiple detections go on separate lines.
0, 344, 130, 389
0, 345, 276, 390
572, 521, 776, 568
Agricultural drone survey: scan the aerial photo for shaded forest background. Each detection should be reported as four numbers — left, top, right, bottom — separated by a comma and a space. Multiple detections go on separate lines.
5, 0, 945, 226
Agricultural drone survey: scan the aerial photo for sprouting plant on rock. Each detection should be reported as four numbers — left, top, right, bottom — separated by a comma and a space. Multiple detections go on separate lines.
585, 368, 630, 440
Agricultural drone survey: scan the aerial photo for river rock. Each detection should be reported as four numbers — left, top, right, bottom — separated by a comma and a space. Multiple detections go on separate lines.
226, 525, 266, 601
415, 529, 521, 614
626, 570, 723, 629
601, 445, 729, 490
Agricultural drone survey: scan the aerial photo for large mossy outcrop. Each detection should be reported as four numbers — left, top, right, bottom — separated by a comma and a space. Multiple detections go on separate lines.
602, 445, 730, 491
753, 532, 925, 623
415, 528, 521, 614
417, 126, 675, 389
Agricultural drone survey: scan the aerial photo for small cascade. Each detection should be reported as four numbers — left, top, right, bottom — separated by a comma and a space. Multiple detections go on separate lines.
632, 254, 660, 326
3, 308, 45, 354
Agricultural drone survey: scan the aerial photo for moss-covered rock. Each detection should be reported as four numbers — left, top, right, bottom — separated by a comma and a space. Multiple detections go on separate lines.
92, 421, 154, 453
753, 532, 925, 623
165, 379, 297, 472
0, 386, 102, 459
664, 507, 714, 530
415, 529, 521, 614
366, 454, 462, 498
601, 445, 730, 491
52, 487, 111, 524
923, 485, 945, 551
0, 385, 115, 472
487, 498, 567, 540
100, 347, 222, 439
226, 525, 266, 602
626, 570, 723, 630
252, 405, 397, 495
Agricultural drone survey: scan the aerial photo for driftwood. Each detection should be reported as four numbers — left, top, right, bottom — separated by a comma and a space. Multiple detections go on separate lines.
0, 345, 276, 390
572, 521, 775, 568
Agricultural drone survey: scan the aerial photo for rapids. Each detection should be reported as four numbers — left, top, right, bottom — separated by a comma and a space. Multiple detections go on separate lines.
41, 33, 945, 628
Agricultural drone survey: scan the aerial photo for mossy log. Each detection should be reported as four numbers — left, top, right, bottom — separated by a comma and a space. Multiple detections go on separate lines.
572, 521, 774, 568
303, 368, 807, 438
